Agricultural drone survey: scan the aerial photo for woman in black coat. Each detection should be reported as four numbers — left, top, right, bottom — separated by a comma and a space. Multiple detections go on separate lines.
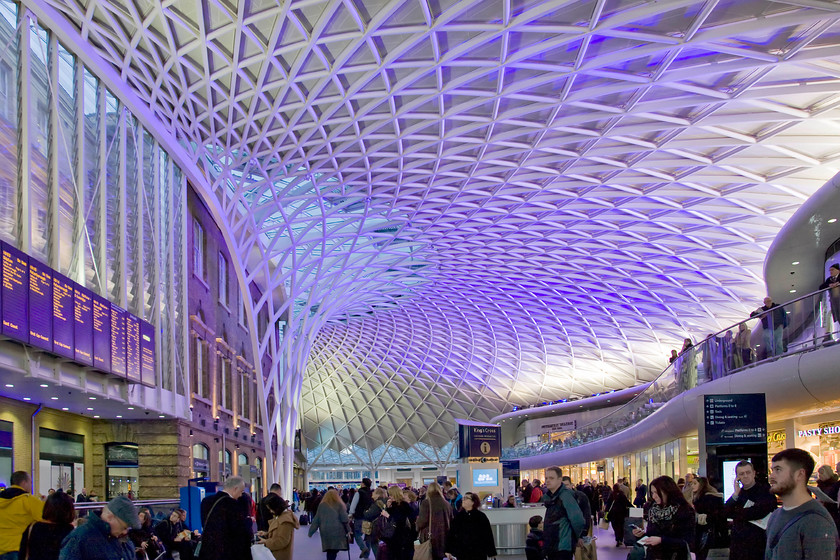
690, 477, 727, 560
444, 493, 497, 560
606, 483, 632, 546
18, 491, 75, 560
632, 476, 694, 560
381, 486, 416, 560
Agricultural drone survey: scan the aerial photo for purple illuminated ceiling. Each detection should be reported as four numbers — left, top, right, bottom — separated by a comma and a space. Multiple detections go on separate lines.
41, 0, 840, 459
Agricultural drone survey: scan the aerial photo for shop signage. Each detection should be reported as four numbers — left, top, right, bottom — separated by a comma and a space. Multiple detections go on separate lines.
540, 420, 577, 433
798, 426, 840, 438
704, 394, 767, 446
458, 424, 501, 458
193, 459, 209, 471
468, 456, 499, 463
768, 431, 786, 443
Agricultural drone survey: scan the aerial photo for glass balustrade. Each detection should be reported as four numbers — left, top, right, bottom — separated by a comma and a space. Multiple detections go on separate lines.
503, 287, 840, 459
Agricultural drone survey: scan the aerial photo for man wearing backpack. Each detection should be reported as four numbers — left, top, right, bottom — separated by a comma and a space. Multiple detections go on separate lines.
765, 448, 838, 559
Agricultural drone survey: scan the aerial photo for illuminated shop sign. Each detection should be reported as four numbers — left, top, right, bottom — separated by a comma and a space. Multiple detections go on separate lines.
798, 426, 840, 437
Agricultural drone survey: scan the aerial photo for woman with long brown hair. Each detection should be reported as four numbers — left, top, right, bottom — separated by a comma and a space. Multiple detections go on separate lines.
308, 489, 351, 560
416, 482, 452, 560
690, 477, 727, 560
631, 476, 694, 560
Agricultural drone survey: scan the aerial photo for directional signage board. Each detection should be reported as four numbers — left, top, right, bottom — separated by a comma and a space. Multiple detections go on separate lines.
704, 394, 767, 446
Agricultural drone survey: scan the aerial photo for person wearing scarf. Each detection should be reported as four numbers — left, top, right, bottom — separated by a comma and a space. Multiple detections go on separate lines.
632, 476, 694, 560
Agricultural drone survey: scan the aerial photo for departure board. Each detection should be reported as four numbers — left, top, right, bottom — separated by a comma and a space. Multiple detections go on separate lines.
2, 242, 29, 340
0, 242, 155, 385
110, 304, 127, 377
52, 272, 74, 359
140, 320, 155, 387
28, 258, 52, 350
125, 314, 141, 383
73, 285, 93, 366
92, 295, 111, 372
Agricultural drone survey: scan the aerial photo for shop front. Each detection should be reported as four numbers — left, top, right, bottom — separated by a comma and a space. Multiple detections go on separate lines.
105, 443, 139, 500
0, 420, 11, 486
38, 428, 84, 496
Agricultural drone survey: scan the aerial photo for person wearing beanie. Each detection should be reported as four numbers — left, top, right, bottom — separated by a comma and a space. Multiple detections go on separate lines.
59, 496, 139, 560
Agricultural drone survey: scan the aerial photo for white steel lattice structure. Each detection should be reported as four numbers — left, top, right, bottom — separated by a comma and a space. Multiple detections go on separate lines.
25, 0, 840, 483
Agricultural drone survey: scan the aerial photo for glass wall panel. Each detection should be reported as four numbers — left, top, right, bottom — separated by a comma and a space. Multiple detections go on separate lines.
29, 24, 49, 260
56, 43, 76, 274
0, 0, 18, 243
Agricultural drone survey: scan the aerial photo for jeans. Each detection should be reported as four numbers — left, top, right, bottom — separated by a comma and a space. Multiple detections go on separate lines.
0, 553, 20, 560
327, 551, 339, 560
763, 326, 784, 357
353, 521, 369, 557
367, 537, 379, 560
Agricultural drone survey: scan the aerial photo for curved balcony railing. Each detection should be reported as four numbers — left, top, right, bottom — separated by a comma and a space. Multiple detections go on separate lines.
503, 286, 840, 459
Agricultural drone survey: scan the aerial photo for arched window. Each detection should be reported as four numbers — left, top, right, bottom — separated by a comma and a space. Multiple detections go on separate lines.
253, 458, 263, 498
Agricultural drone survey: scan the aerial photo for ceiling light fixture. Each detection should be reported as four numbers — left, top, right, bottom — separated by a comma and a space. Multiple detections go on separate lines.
23, 397, 31, 401
4, 384, 13, 388
829, 218, 837, 223
61, 407, 68, 411
86, 407, 93, 411
792, 261, 799, 265
50, 396, 58, 400
40, 384, 48, 388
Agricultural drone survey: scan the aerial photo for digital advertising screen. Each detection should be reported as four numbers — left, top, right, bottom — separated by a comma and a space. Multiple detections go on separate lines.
27, 258, 52, 351
473, 468, 499, 487
51, 272, 74, 359
2, 242, 29, 341
73, 285, 94, 366
125, 314, 141, 383
723, 459, 750, 502
110, 304, 127, 377
92, 294, 111, 372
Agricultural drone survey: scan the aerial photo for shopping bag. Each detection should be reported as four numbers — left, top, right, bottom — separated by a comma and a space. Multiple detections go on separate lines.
598, 518, 609, 530
251, 543, 275, 560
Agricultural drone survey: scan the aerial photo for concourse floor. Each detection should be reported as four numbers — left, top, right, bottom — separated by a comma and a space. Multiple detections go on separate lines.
292, 521, 633, 560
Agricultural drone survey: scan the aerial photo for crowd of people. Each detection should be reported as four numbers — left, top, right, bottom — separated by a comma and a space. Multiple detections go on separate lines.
572, 449, 839, 560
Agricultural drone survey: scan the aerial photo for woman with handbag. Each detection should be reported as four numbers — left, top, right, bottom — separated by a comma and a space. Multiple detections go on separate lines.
257, 494, 300, 560
690, 477, 727, 560
444, 493, 496, 560
308, 489, 352, 560
631, 476, 695, 560
416, 483, 451, 560
379, 486, 415, 560
606, 483, 631, 547
362, 488, 388, 560
18, 491, 75, 560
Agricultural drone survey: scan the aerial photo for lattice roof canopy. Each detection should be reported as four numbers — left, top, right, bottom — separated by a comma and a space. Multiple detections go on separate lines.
38, 0, 840, 464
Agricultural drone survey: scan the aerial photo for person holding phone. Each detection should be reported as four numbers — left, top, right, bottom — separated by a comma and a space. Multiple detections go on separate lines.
723, 461, 777, 560
631, 476, 694, 560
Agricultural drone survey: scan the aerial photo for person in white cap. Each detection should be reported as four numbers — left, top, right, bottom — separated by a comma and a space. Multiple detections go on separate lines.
59, 496, 139, 560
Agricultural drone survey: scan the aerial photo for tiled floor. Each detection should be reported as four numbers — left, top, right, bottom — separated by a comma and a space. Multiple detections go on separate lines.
292, 520, 634, 560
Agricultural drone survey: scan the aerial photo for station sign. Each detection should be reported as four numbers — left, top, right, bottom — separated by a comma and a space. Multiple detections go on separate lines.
704, 394, 767, 446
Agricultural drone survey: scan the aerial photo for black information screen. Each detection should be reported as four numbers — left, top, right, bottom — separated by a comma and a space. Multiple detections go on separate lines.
28, 258, 52, 351
704, 394, 767, 446
110, 304, 127, 377
140, 320, 155, 387
73, 285, 93, 366
52, 272, 74, 359
92, 295, 111, 372
2, 242, 29, 340
125, 314, 141, 383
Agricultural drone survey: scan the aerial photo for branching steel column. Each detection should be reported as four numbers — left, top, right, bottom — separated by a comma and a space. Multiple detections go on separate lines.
46, 31, 59, 269
15, 10, 31, 253
69, 56, 84, 284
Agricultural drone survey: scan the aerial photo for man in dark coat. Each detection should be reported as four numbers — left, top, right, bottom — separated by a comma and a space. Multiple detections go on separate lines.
348, 478, 374, 558
59, 496, 140, 560
198, 476, 252, 560
723, 461, 777, 560
257, 483, 283, 532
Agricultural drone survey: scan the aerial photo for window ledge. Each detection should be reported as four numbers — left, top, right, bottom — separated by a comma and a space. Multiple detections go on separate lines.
193, 274, 210, 291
